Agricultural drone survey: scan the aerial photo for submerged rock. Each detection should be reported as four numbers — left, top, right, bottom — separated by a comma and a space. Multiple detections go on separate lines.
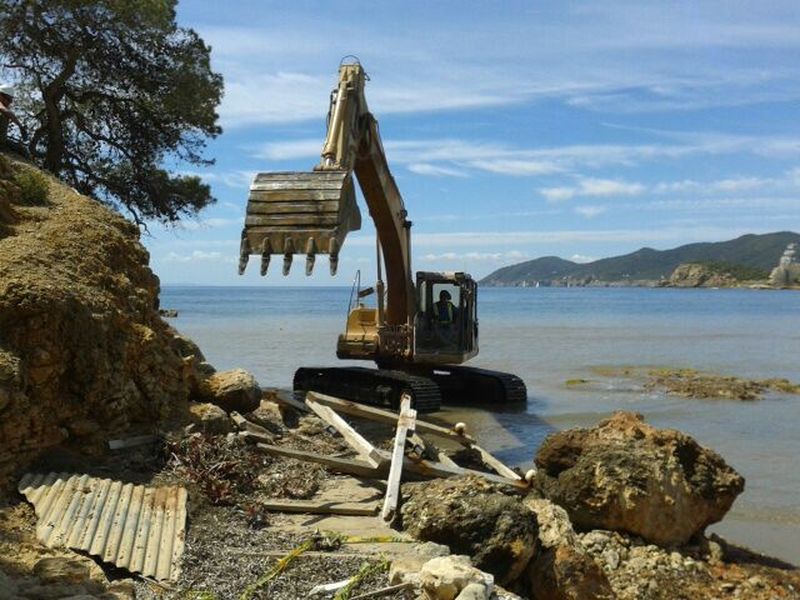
400, 475, 537, 585
534, 412, 744, 546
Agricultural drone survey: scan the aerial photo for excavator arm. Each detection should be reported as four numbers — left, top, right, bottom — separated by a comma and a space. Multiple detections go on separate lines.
239, 60, 415, 328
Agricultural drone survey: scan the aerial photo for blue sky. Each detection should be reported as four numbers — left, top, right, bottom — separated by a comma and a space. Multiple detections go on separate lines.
147, 0, 800, 285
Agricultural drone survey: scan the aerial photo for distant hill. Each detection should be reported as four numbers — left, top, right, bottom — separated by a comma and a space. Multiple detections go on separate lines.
480, 232, 800, 286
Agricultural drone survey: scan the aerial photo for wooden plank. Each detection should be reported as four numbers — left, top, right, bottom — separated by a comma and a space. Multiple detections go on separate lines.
259, 499, 378, 516
407, 433, 458, 468
245, 214, 340, 227
306, 392, 475, 444
255, 444, 384, 479
304, 397, 385, 467
230, 412, 273, 439
268, 392, 308, 412
382, 396, 416, 522
469, 443, 522, 481
373, 449, 529, 490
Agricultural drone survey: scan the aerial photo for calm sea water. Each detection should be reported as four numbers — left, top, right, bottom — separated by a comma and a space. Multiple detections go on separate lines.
161, 285, 800, 562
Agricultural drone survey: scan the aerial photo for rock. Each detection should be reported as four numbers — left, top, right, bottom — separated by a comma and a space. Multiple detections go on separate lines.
418, 555, 494, 600
389, 542, 451, 585
524, 498, 613, 600
33, 557, 91, 584
455, 582, 491, 600
401, 475, 538, 585
201, 368, 262, 414
0, 155, 200, 491
159, 308, 179, 318
534, 411, 744, 546
0, 568, 18, 598
188, 402, 233, 434
666, 263, 738, 288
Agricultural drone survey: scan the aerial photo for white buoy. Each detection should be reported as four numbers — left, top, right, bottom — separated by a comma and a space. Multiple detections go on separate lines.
454, 422, 467, 435
525, 469, 537, 484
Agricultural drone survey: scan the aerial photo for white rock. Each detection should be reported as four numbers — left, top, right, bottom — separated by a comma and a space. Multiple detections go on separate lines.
389, 542, 451, 585
455, 582, 490, 600
419, 555, 494, 600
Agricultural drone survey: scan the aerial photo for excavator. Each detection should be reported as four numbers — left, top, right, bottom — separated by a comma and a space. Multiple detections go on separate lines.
238, 59, 526, 412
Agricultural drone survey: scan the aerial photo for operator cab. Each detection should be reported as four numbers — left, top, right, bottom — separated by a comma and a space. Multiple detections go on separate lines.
414, 271, 478, 364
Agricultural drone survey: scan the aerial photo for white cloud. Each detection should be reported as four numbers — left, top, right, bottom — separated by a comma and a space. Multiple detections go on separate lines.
570, 254, 598, 263
465, 159, 562, 176
164, 250, 233, 263
574, 205, 608, 218
540, 187, 576, 202
540, 178, 644, 202
407, 163, 469, 177
421, 250, 528, 263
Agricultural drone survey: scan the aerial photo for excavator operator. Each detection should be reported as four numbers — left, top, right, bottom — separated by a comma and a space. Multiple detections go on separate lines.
434, 290, 457, 325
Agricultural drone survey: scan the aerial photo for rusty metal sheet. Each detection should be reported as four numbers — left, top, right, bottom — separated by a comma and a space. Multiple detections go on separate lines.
18, 472, 187, 581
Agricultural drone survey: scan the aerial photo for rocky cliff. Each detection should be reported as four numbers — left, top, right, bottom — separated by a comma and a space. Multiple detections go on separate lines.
0, 153, 203, 490
664, 263, 739, 288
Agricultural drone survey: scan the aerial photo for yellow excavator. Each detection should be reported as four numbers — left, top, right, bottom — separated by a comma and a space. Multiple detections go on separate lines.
238, 59, 526, 412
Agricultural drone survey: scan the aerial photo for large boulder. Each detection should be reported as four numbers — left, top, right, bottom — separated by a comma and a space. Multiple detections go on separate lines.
524, 498, 613, 600
197, 368, 262, 414
400, 475, 538, 585
534, 412, 744, 546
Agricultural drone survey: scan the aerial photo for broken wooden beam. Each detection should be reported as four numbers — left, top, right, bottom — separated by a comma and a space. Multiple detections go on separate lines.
230, 412, 274, 439
307, 392, 475, 444
305, 396, 386, 467
267, 391, 308, 412
259, 499, 379, 516
373, 448, 529, 490
382, 395, 416, 521
468, 443, 523, 482
407, 432, 458, 468
255, 443, 383, 478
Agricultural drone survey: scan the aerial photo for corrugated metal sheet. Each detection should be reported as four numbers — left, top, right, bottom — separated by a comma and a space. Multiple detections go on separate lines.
18, 472, 187, 581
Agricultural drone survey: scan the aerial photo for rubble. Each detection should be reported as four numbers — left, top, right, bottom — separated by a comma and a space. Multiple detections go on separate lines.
534, 411, 745, 546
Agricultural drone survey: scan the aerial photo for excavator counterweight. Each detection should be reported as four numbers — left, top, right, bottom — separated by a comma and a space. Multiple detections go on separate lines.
238, 170, 361, 276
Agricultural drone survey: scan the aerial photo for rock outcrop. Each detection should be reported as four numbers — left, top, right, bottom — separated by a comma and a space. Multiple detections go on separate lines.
400, 475, 538, 585
666, 263, 737, 288
0, 154, 228, 491
534, 412, 744, 546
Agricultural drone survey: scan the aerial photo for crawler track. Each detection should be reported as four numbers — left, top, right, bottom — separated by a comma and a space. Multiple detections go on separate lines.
293, 365, 527, 413
294, 366, 442, 413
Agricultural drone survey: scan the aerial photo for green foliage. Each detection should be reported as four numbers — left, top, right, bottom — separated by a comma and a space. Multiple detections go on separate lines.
13, 168, 49, 205
693, 260, 769, 281
0, 0, 223, 223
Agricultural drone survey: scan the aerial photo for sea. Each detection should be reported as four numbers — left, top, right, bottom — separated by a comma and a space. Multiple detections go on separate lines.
161, 285, 800, 563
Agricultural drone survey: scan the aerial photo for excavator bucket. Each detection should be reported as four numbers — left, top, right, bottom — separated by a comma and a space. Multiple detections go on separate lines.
238, 170, 361, 276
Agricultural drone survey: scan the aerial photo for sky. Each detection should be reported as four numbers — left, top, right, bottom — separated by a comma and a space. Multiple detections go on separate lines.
146, 0, 800, 285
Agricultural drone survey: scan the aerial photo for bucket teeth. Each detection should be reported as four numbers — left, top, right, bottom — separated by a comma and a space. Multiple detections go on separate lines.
283, 254, 293, 275
260, 239, 272, 276
305, 238, 317, 276
238, 231, 251, 275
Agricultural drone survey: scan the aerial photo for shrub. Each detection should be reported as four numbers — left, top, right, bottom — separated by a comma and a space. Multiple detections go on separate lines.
13, 168, 49, 205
